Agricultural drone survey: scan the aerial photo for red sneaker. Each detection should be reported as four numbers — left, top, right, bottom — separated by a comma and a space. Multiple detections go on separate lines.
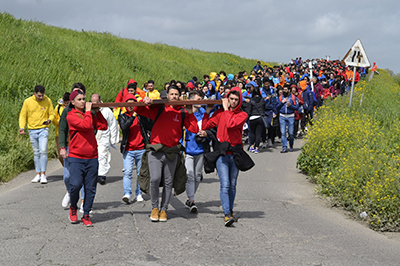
81, 215, 93, 227
69, 207, 78, 224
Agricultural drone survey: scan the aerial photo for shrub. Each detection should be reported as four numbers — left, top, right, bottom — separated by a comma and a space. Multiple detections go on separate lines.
297, 70, 400, 231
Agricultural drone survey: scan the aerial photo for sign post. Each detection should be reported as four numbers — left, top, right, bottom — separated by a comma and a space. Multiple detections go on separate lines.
342, 39, 371, 108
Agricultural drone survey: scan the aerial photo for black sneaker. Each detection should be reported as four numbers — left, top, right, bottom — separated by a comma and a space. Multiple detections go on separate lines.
224, 214, 234, 227
185, 200, 198, 213
98, 176, 106, 185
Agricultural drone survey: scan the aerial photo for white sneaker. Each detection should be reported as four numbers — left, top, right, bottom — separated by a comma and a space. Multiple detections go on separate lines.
80, 202, 93, 214
62, 192, 70, 208
40, 174, 47, 184
136, 194, 144, 202
122, 194, 132, 204
31, 174, 41, 183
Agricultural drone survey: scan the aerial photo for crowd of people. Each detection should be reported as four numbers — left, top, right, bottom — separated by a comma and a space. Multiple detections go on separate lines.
18, 57, 370, 227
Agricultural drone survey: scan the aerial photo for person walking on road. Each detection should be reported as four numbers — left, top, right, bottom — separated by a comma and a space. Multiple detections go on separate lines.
58, 83, 86, 208
276, 84, 299, 153
65, 90, 108, 227
183, 90, 208, 213
91, 94, 119, 185
202, 87, 251, 226
134, 85, 199, 223
118, 93, 151, 204
19, 85, 55, 184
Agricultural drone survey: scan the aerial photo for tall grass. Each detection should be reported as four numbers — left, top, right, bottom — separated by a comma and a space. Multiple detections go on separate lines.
0, 12, 270, 182
297, 71, 400, 231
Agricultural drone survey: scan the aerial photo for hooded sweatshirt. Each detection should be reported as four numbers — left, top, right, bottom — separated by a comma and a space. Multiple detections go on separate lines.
67, 108, 108, 159
134, 103, 199, 148
202, 87, 248, 147
118, 94, 145, 153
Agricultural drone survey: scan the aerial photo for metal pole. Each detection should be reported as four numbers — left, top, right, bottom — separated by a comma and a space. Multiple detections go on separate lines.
349, 66, 356, 108
309, 61, 314, 92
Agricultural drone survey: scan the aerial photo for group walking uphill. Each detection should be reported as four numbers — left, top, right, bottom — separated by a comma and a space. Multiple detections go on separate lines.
18, 57, 369, 227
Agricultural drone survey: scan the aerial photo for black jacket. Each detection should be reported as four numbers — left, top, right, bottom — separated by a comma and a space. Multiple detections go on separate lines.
204, 141, 255, 173
118, 113, 152, 154
246, 96, 265, 117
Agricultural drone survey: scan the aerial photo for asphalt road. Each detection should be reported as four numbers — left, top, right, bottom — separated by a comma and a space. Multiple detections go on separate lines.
1, 140, 400, 266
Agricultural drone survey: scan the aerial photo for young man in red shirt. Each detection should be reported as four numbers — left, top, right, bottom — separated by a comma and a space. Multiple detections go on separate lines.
66, 90, 108, 227
202, 87, 249, 226
135, 85, 199, 222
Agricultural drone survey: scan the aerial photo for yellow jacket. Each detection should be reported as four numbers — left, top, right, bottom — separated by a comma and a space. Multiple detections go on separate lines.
53, 98, 65, 137
146, 90, 160, 100
19, 95, 55, 130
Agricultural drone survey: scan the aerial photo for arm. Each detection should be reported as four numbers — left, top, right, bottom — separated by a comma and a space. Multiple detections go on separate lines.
184, 112, 199, 134
93, 111, 108, 131
118, 113, 135, 131
47, 99, 55, 123
223, 111, 249, 130
67, 111, 97, 131
18, 101, 27, 133
58, 108, 69, 148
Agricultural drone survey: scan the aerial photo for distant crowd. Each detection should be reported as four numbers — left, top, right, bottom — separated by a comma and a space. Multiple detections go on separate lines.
18, 57, 374, 227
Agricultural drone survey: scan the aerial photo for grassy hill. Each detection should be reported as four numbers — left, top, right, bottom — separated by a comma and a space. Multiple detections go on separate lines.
0, 12, 269, 182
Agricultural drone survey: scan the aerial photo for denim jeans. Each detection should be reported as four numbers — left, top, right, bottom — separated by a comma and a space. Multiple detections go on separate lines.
123, 149, 145, 196
28, 128, 49, 173
216, 154, 239, 215
69, 157, 98, 216
63, 147, 71, 192
279, 115, 295, 149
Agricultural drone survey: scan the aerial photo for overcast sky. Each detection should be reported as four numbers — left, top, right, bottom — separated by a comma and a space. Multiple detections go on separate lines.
2, 0, 399, 73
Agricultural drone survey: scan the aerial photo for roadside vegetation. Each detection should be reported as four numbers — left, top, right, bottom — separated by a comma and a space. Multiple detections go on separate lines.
0, 12, 269, 182
297, 70, 400, 231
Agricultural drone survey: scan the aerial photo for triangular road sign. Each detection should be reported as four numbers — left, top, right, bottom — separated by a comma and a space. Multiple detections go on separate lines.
342, 39, 371, 68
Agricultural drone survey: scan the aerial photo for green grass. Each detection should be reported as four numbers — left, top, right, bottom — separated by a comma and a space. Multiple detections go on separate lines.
297, 71, 400, 231
0, 12, 270, 182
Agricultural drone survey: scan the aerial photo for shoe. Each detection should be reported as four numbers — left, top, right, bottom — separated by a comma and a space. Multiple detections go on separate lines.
254, 149, 259, 154
249, 146, 255, 152
98, 176, 106, 185
159, 210, 167, 222
150, 208, 159, 222
81, 215, 93, 227
231, 211, 238, 222
31, 174, 41, 183
267, 139, 273, 148
280, 148, 288, 153
136, 194, 144, 202
289, 146, 294, 152
62, 192, 70, 208
122, 194, 132, 204
224, 214, 235, 227
185, 200, 198, 213
262, 142, 267, 149
69, 207, 78, 224
40, 174, 47, 184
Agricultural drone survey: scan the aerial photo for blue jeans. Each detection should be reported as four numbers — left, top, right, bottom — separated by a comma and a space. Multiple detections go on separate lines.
216, 154, 239, 215
123, 149, 145, 196
279, 115, 295, 149
28, 128, 49, 173
69, 157, 98, 216
63, 147, 71, 192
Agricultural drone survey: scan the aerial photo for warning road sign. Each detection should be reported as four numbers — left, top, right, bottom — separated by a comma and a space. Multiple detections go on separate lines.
342, 39, 371, 68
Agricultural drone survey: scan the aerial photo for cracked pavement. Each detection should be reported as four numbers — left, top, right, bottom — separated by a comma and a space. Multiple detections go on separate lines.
1, 140, 400, 265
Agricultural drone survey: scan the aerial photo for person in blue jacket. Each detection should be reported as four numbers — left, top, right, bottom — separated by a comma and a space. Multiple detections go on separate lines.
182, 90, 209, 213
276, 84, 299, 153
301, 84, 317, 133
261, 79, 277, 148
